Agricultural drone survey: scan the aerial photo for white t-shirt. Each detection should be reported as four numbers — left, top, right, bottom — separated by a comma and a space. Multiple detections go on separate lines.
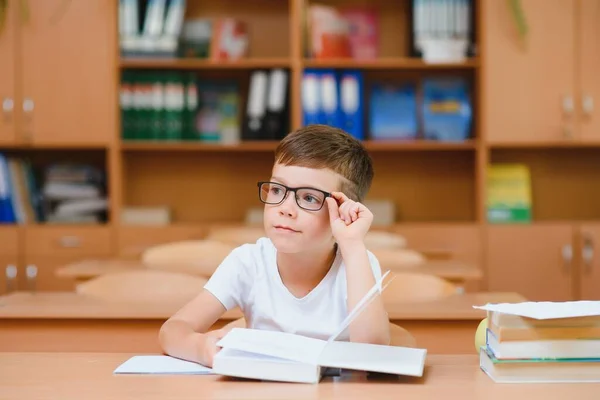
204, 237, 382, 341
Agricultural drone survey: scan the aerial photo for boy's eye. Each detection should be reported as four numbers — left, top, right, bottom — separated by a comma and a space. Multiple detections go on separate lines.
270, 187, 282, 195
303, 194, 320, 204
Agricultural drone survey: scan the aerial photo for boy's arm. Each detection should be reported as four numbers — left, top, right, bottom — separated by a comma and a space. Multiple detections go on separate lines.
327, 192, 390, 345
158, 290, 227, 366
341, 243, 390, 345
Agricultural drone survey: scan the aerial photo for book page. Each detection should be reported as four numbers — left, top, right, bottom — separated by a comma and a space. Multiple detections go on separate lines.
217, 328, 327, 365
473, 301, 600, 320
113, 355, 213, 375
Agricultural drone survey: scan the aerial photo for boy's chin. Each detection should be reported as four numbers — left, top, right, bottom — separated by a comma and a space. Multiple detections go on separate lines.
269, 236, 304, 254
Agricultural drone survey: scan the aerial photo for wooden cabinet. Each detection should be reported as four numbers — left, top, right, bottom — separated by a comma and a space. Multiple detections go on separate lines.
579, 0, 600, 143
18, 0, 116, 146
0, 0, 116, 147
484, 0, 600, 144
0, 0, 17, 144
483, 0, 576, 143
487, 224, 600, 301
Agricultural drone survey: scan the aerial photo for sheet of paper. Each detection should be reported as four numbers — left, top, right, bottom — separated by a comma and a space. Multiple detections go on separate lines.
217, 328, 326, 365
113, 355, 213, 375
327, 270, 393, 343
473, 301, 600, 320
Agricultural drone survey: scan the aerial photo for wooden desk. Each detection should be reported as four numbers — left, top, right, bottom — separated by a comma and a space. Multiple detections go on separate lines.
56, 258, 483, 286
0, 291, 524, 354
1, 353, 596, 399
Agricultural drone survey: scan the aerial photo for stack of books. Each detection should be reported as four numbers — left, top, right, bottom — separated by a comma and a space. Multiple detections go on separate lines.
475, 301, 600, 383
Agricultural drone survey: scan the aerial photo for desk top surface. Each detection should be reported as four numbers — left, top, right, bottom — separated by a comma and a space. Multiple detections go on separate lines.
56, 258, 483, 281
0, 352, 595, 400
0, 291, 525, 321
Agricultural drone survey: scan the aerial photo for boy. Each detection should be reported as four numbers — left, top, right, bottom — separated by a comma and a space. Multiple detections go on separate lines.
159, 125, 390, 367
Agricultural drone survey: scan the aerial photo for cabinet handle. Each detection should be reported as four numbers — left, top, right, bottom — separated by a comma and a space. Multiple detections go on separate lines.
59, 235, 82, 248
2, 97, 14, 122
22, 98, 34, 114
562, 96, 574, 139
26, 265, 37, 293
5, 265, 17, 293
562, 244, 572, 271
582, 95, 594, 117
582, 233, 594, 274
562, 95, 575, 115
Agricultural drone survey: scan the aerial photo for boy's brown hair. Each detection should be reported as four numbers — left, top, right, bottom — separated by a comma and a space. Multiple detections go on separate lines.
274, 124, 374, 202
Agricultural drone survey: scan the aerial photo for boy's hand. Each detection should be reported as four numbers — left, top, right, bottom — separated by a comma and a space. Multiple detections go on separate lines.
326, 192, 373, 247
200, 328, 228, 367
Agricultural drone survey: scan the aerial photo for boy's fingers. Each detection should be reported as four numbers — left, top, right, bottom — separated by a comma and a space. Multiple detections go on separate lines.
331, 192, 350, 204
326, 197, 341, 224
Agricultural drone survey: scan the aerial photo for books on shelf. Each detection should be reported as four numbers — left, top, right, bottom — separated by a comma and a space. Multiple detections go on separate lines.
474, 301, 600, 383
486, 164, 532, 224
120, 68, 289, 143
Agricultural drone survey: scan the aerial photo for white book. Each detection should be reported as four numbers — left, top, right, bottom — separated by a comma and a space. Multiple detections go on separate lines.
212, 271, 428, 383
114, 355, 213, 375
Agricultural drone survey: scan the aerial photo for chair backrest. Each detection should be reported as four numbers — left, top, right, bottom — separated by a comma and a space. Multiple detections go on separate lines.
364, 231, 407, 249
389, 322, 417, 348
76, 270, 207, 304
382, 272, 457, 303
141, 239, 234, 277
205, 226, 266, 247
371, 248, 426, 269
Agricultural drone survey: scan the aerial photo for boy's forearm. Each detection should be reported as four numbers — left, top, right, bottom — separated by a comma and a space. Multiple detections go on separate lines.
159, 319, 209, 365
340, 241, 390, 345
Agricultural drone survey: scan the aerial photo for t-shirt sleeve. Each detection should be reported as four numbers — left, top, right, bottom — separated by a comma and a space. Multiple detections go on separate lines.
203, 245, 253, 311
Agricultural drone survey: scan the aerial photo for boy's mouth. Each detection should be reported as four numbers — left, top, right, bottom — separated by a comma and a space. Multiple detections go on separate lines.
274, 225, 300, 233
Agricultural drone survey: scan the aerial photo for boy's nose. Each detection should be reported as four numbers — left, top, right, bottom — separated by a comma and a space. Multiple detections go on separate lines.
278, 193, 297, 217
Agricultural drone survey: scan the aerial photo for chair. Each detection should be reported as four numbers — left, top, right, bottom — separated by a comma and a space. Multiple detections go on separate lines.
371, 248, 426, 269
141, 239, 234, 277
205, 226, 266, 247
76, 270, 207, 304
364, 230, 407, 249
382, 271, 457, 303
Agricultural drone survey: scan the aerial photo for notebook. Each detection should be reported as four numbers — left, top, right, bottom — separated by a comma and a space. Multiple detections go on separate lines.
114, 355, 213, 375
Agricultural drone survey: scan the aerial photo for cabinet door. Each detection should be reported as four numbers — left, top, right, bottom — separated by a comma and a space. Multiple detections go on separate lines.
0, 258, 19, 295
19, 1, 116, 145
486, 224, 575, 301
22, 256, 81, 292
483, 0, 576, 143
579, 224, 600, 300
0, 0, 17, 144
579, 0, 600, 143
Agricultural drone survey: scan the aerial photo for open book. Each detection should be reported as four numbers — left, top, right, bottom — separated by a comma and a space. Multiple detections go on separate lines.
212, 271, 427, 383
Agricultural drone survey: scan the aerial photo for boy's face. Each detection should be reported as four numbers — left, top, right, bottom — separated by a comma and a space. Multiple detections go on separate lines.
262, 163, 340, 254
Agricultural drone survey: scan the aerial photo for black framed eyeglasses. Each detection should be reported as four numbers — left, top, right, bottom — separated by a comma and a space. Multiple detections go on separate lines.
257, 181, 331, 211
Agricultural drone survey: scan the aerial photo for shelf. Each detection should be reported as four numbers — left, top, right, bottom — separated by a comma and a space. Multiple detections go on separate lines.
302, 58, 480, 70
121, 140, 477, 152
364, 140, 477, 151
121, 141, 280, 152
488, 141, 600, 149
0, 142, 109, 150
119, 58, 292, 70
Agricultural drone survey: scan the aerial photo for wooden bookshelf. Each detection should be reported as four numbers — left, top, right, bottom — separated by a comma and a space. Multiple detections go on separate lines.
120, 140, 477, 152
302, 58, 481, 69
2, 0, 600, 300
120, 58, 293, 70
